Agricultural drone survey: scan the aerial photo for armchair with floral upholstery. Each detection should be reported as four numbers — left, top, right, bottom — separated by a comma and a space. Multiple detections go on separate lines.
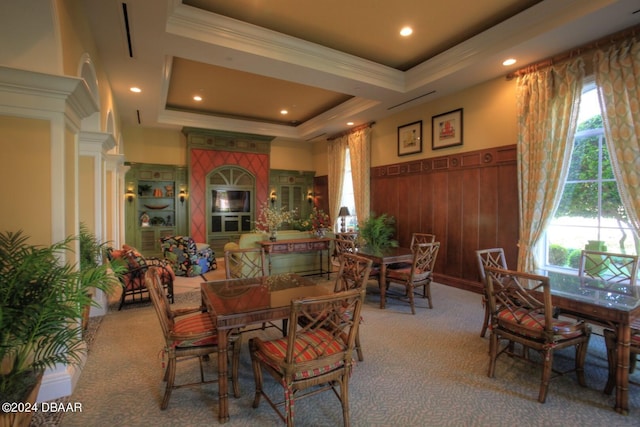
160, 235, 217, 277
107, 244, 175, 310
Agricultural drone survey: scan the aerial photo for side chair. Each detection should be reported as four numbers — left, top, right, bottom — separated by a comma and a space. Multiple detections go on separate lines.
484, 266, 591, 403
224, 247, 282, 333
145, 267, 242, 409
224, 247, 267, 279
385, 241, 440, 314
475, 248, 508, 338
249, 288, 366, 427
333, 253, 373, 361
333, 237, 380, 286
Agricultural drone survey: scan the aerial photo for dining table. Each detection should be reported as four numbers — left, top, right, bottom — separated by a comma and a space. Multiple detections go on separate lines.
200, 273, 332, 423
355, 245, 413, 309
537, 269, 640, 415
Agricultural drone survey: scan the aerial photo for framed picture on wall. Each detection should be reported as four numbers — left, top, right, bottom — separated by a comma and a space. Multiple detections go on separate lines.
432, 108, 463, 150
397, 120, 422, 156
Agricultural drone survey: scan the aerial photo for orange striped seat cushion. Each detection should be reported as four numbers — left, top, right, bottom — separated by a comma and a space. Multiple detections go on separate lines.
173, 313, 218, 347
386, 267, 430, 282
496, 307, 584, 341
255, 329, 346, 380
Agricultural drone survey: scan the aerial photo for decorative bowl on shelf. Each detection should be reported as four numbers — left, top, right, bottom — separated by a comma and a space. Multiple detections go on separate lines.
144, 204, 170, 210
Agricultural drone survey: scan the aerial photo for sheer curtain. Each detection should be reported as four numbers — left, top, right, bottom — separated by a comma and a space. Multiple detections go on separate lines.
327, 136, 347, 229
594, 36, 640, 242
516, 58, 584, 271
348, 127, 371, 227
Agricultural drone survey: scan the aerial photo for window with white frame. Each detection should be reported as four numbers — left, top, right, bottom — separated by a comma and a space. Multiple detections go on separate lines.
336, 148, 357, 232
544, 82, 638, 270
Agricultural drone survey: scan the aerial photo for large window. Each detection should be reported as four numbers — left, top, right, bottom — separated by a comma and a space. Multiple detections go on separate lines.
336, 148, 357, 232
544, 84, 638, 269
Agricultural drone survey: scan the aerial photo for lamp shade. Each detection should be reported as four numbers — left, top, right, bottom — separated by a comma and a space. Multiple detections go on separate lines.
338, 206, 350, 217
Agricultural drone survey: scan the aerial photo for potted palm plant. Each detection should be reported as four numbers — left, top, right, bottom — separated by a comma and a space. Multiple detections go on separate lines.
0, 229, 120, 427
359, 213, 398, 250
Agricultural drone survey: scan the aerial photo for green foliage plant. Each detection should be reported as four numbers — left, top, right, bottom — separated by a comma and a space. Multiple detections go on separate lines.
359, 213, 398, 250
548, 244, 569, 267
0, 230, 119, 402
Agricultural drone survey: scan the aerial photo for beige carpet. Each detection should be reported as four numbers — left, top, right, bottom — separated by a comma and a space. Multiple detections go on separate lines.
44, 266, 640, 426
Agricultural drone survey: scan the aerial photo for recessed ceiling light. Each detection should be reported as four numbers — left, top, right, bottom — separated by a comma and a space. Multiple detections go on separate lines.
280, 110, 288, 115
400, 26, 413, 37
502, 58, 516, 66
130, 87, 141, 93
347, 122, 354, 126
193, 95, 202, 102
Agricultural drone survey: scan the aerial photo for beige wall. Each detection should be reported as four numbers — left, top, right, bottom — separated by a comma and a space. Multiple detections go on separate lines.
120, 77, 518, 176
78, 156, 95, 231
122, 127, 188, 166
0, 116, 52, 246
371, 76, 517, 167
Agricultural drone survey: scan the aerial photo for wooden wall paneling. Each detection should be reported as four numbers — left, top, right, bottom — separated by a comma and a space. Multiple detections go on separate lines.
497, 162, 519, 268
445, 169, 463, 278
370, 145, 518, 294
461, 167, 481, 282
431, 170, 449, 275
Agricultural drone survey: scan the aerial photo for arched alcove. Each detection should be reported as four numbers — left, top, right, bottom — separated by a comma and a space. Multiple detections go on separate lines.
78, 53, 101, 132
207, 166, 255, 242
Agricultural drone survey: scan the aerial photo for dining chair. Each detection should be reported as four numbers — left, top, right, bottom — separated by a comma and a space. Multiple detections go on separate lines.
484, 266, 591, 403
224, 247, 267, 279
578, 250, 639, 285
334, 237, 381, 286
475, 248, 508, 338
145, 267, 242, 409
224, 247, 281, 333
385, 242, 440, 314
603, 327, 640, 395
249, 288, 366, 427
333, 253, 373, 361
386, 232, 435, 282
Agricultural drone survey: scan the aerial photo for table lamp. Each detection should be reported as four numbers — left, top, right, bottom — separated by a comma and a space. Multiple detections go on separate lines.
338, 206, 350, 232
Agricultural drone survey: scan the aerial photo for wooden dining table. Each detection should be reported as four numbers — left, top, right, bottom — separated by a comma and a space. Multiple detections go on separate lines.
200, 273, 332, 423
537, 269, 640, 415
355, 246, 413, 309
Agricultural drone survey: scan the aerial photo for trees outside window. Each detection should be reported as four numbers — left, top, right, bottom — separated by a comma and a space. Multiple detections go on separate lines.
544, 85, 638, 269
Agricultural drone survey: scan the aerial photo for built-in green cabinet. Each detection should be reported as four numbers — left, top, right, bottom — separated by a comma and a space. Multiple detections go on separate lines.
125, 163, 188, 257
270, 170, 315, 223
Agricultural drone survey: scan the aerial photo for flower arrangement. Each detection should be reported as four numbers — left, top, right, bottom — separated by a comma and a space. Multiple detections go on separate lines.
309, 207, 331, 231
254, 202, 293, 234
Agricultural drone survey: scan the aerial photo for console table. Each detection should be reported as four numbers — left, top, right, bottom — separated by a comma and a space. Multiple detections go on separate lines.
259, 237, 331, 279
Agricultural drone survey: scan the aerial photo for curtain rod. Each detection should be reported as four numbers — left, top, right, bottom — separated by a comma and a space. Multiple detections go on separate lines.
506, 23, 640, 80
327, 122, 375, 141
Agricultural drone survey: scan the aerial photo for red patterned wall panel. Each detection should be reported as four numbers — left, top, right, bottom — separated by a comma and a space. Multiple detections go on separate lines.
190, 149, 269, 243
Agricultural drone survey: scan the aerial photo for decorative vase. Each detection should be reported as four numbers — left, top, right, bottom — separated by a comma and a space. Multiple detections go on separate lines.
269, 230, 277, 241
315, 228, 326, 238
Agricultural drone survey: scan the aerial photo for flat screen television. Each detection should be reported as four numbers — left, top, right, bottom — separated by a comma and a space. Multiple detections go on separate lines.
212, 189, 251, 213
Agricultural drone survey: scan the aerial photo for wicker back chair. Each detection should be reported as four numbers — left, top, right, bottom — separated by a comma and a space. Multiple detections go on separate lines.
475, 248, 508, 337
224, 247, 267, 279
385, 242, 440, 314
224, 247, 282, 333
578, 250, 639, 285
410, 233, 435, 248
333, 253, 372, 361
249, 288, 366, 427
484, 266, 591, 403
145, 267, 242, 409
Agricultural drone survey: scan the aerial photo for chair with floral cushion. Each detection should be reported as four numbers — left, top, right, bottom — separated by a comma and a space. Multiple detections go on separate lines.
161, 236, 217, 277
249, 288, 366, 427
385, 242, 440, 314
146, 266, 242, 409
107, 244, 175, 310
484, 266, 591, 403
